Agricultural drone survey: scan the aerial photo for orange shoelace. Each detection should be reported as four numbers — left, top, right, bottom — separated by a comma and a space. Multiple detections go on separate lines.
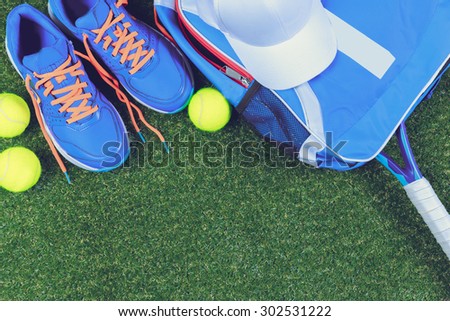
154, 7, 175, 44
92, 0, 154, 75
80, 0, 167, 145
77, 44, 167, 146
25, 56, 99, 183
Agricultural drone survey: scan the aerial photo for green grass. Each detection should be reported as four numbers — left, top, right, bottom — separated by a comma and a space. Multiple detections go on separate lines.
1, 0, 449, 301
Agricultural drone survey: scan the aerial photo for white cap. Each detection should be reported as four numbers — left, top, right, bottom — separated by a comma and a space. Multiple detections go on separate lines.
194, 0, 337, 90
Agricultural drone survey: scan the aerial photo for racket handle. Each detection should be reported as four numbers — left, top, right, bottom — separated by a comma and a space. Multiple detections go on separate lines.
404, 178, 450, 260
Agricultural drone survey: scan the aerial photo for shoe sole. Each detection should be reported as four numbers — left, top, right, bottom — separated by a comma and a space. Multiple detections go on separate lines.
48, 2, 194, 115
5, 37, 130, 173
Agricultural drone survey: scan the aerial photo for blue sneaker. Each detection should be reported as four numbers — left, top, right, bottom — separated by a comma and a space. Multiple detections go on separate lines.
48, 0, 194, 114
6, 4, 130, 179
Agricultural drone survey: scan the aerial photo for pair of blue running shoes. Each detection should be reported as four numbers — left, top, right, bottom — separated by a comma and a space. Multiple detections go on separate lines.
6, 0, 194, 181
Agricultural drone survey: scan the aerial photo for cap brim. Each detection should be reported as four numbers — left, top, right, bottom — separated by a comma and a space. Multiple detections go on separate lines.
225, 0, 337, 90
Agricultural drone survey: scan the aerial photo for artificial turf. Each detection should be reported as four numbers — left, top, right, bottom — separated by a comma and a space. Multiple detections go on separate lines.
0, 0, 449, 301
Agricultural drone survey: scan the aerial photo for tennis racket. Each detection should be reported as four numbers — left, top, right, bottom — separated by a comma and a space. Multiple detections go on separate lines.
377, 123, 450, 259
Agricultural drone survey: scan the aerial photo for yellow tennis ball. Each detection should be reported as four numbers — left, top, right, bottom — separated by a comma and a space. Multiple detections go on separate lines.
0, 93, 30, 138
188, 88, 231, 132
0, 147, 41, 193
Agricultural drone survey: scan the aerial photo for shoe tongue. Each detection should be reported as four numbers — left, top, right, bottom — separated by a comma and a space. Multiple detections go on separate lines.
75, 0, 110, 30
22, 38, 69, 74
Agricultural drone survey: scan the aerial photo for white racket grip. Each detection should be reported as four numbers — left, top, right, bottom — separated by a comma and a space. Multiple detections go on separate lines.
404, 178, 450, 260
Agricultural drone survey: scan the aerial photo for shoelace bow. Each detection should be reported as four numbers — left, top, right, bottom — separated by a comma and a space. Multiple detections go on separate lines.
81, 0, 167, 145
25, 56, 98, 183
